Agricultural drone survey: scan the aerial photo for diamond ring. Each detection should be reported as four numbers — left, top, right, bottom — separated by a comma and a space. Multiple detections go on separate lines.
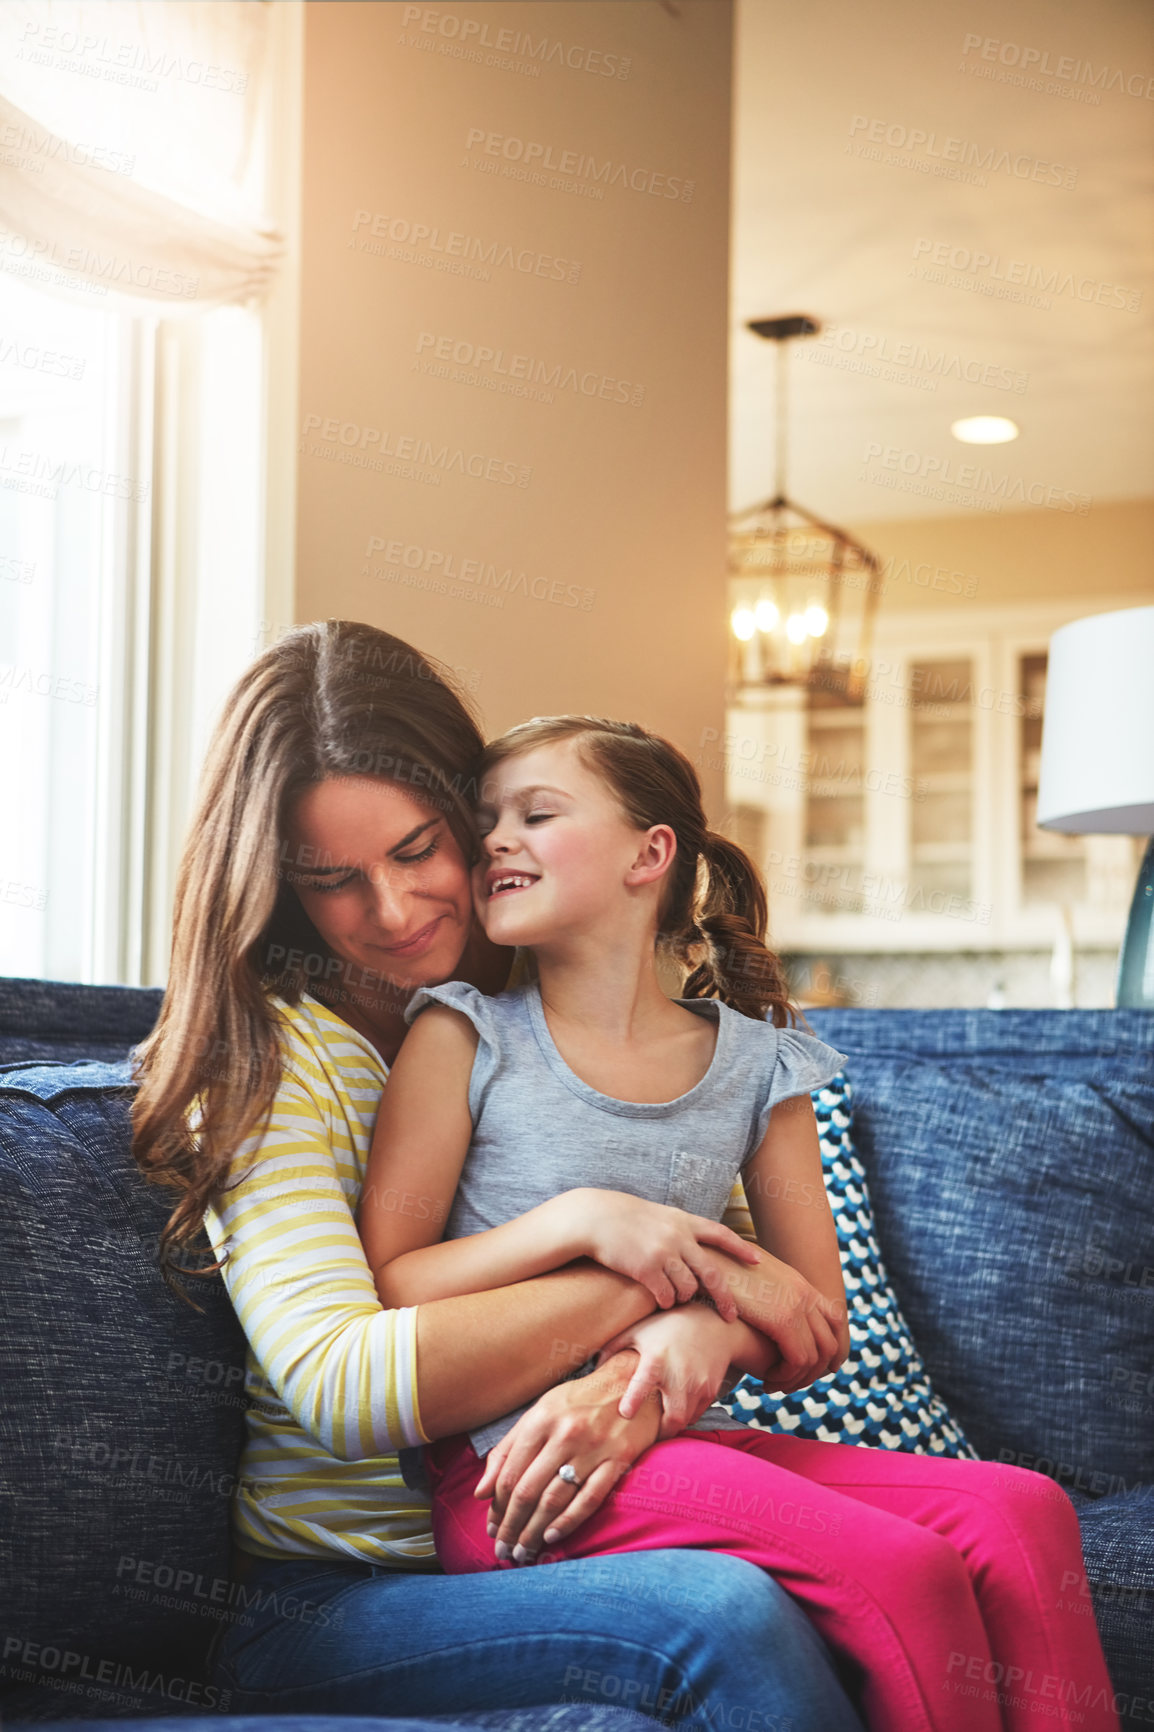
557, 1462, 583, 1487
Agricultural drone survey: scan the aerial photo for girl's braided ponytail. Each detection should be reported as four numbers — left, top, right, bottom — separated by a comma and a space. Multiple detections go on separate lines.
682, 830, 799, 1028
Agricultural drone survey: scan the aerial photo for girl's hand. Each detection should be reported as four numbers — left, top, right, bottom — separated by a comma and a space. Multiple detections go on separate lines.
560, 1187, 762, 1322
473, 1349, 661, 1563
595, 1304, 740, 1439
713, 1243, 848, 1390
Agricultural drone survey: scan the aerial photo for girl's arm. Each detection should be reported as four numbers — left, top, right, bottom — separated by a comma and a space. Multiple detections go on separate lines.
357, 1003, 585, 1307
731, 1092, 851, 1372
358, 1004, 759, 1312
595, 1302, 784, 1432
203, 1006, 669, 1451
461, 1093, 850, 1485
562, 1101, 850, 1470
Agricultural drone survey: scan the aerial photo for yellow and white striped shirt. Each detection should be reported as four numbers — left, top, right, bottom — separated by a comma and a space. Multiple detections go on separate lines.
202, 992, 436, 1566
202, 989, 758, 1566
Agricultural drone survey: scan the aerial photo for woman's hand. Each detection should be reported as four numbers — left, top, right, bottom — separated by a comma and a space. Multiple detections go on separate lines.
594, 1303, 743, 1439
473, 1349, 661, 1564
555, 1187, 762, 1321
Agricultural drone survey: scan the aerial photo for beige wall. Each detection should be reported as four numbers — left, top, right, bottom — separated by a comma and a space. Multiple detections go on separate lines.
847, 497, 1154, 614
296, 0, 732, 811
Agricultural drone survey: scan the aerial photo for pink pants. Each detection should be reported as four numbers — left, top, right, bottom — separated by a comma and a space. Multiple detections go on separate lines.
426, 1427, 1121, 1732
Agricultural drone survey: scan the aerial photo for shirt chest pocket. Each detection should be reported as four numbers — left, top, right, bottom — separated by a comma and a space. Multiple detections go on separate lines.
666, 1149, 742, 1219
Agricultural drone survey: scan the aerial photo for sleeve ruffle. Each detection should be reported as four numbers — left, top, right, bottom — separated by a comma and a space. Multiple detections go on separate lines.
403, 979, 500, 1118
749, 1028, 849, 1154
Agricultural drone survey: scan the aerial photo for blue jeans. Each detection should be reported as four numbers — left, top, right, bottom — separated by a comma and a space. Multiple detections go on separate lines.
209, 1551, 867, 1730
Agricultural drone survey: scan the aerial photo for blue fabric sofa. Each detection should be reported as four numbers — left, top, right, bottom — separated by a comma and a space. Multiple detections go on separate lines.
1, 977, 1151, 1728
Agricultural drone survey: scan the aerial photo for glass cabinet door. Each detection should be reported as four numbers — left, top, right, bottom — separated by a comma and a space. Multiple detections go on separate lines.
908, 658, 974, 904
1018, 652, 1087, 906
723, 623, 1142, 952
803, 700, 866, 913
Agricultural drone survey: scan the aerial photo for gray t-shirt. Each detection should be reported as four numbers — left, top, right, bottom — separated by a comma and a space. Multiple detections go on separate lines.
403, 978, 847, 1458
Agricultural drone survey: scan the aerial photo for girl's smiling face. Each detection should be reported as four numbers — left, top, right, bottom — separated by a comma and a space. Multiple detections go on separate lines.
474, 739, 673, 950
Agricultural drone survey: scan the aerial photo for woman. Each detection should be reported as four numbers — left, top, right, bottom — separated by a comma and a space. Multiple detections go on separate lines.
131, 619, 867, 1731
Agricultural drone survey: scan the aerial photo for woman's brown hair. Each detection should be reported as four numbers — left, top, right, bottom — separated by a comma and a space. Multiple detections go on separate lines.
131, 620, 485, 1303
479, 715, 808, 1030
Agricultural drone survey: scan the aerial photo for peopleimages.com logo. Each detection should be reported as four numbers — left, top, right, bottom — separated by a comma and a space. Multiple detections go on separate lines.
808, 324, 1027, 394
911, 238, 1142, 313
364, 535, 595, 613
848, 115, 1077, 188
462, 129, 695, 201
399, 7, 633, 78
960, 33, 1154, 99
861, 440, 1091, 514
414, 332, 645, 406
351, 210, 582, 285
300, 415, 532, 489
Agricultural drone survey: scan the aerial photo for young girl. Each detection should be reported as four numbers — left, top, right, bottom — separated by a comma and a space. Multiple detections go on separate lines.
355, 714, 1120, 1732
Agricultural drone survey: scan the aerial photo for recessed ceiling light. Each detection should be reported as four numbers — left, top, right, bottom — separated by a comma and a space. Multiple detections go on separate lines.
951, 416, 1019, 444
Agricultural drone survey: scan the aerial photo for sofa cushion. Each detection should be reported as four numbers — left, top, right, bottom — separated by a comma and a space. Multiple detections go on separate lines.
722, 1070, 977, 1456
800, 1010, 1154, 1495
1065, 1484, 1154, 1730
0, 976, 162, 1065
0, 1063, 248, 1714
5, 1713, 657, 1730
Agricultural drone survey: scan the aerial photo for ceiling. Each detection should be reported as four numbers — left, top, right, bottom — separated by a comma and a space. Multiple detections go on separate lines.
730, 0, 1154, 521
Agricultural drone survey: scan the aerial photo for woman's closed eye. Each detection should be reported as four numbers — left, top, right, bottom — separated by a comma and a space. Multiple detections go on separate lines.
395, 835, 441, 865
292, 870, 357, 894
296, 836, 442, 893
316, 876, 354, 893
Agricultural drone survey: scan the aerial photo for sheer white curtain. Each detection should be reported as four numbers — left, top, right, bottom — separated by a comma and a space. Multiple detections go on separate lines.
0, 0, 298, 985
0, 0, 283, 310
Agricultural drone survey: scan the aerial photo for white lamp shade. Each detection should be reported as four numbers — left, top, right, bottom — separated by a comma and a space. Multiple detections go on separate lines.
1037, 605, 1154, 834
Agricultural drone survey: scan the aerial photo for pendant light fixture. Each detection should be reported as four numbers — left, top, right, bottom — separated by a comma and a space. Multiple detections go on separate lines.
729, 315, 883, 705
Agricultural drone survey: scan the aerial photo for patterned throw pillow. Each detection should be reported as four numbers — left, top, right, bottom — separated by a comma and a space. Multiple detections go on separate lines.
720, 1069, 978, 1456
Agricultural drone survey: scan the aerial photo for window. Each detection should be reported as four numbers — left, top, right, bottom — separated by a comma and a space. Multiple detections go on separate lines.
0, 0, 300, 985
0, 274, 147, 980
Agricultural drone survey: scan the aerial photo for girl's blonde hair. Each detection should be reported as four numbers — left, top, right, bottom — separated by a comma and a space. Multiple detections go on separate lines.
131, 619, 486, 1302
479, 715, 807, 1029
